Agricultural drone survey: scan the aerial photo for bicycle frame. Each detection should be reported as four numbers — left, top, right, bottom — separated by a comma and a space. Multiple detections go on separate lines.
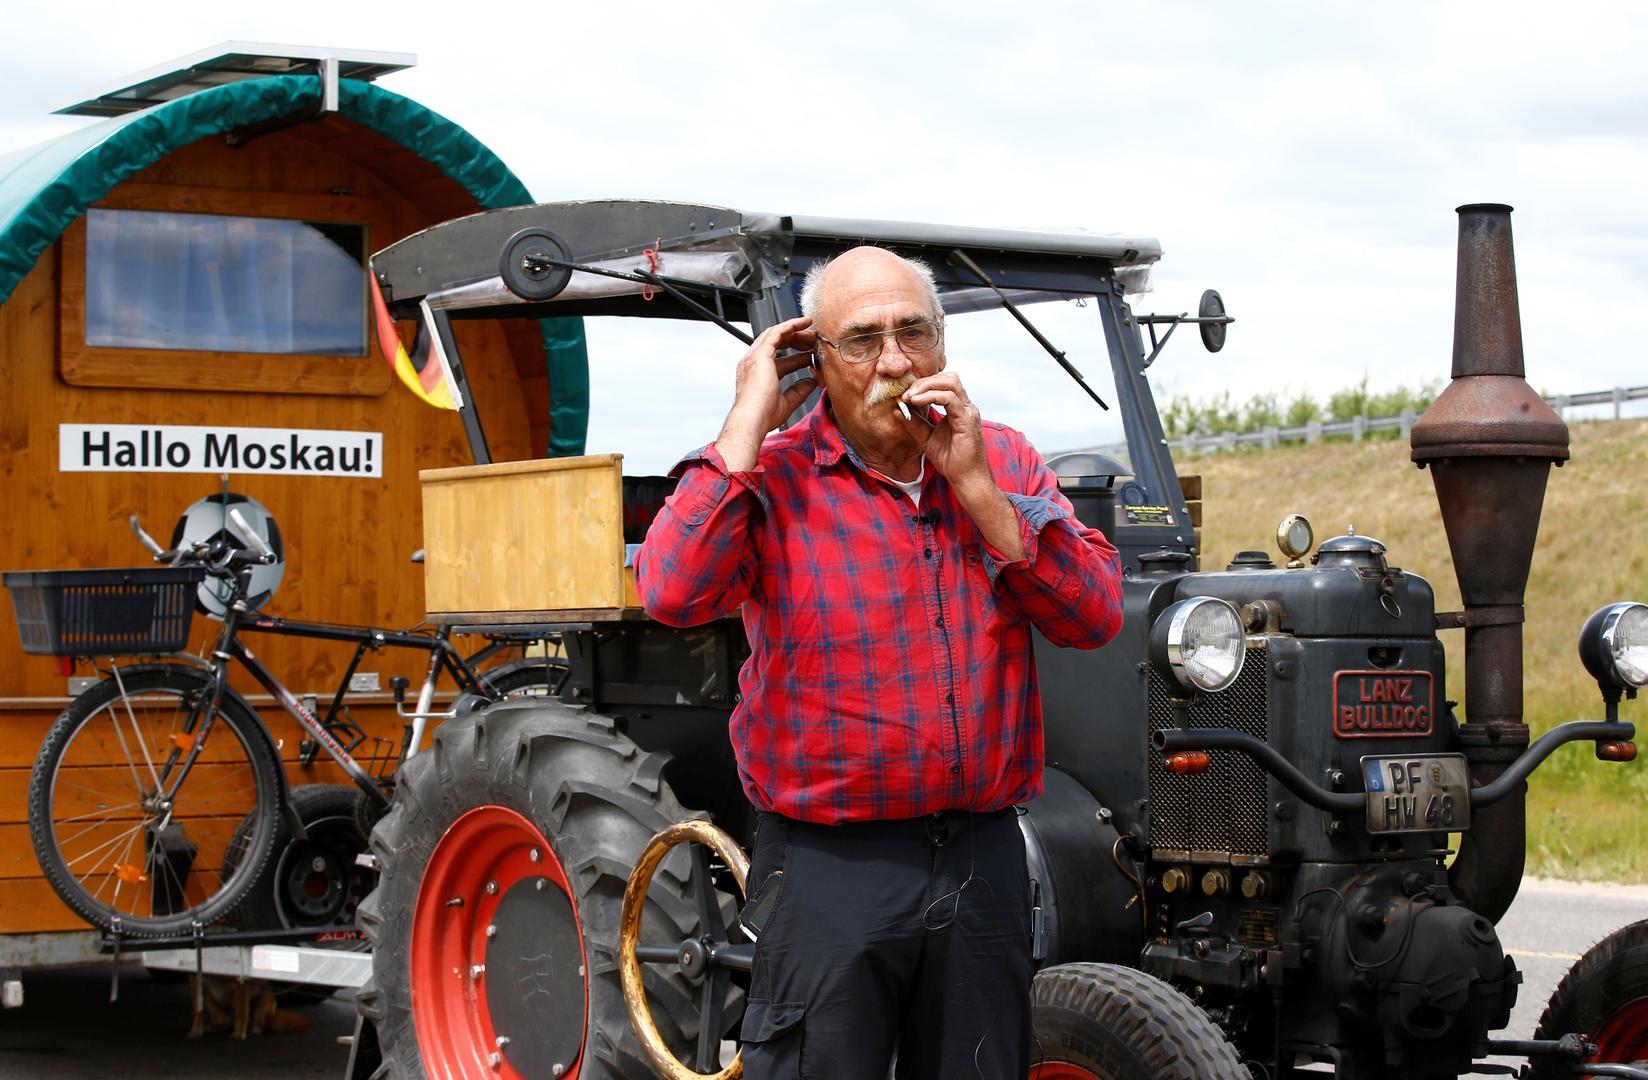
137, 606, 486, 817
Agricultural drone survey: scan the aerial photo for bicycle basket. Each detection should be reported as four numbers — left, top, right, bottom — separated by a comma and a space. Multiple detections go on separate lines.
2, 567, 206, 656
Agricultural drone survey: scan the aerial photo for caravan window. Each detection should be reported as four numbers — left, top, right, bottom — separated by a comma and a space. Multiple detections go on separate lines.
83, 209, 366, 356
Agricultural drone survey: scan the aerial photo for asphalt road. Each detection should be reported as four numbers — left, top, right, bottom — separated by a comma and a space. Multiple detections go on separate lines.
1, 878, 1644, 1079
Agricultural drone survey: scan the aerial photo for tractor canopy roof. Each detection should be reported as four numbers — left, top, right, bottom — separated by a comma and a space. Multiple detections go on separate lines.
371, 199, 1164, 325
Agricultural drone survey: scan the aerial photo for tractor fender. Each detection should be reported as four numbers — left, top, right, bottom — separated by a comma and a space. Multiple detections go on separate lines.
1019, 767, 1146, 967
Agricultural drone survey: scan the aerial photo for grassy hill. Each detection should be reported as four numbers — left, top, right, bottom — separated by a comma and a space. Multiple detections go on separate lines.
1185, 417, 1648, 881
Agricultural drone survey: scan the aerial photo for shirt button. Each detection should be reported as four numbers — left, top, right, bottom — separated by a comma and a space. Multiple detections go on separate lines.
923, 548, 932, 559
949, 764, 961, 774
934, 616, 943, 627
946, 692, 954, 704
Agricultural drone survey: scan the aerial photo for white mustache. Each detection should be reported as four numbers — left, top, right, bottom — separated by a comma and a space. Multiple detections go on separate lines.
866, 373, 916, 407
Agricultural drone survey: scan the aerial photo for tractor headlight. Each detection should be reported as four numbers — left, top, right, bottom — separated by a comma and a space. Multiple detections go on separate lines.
1151, 597, 1247, 694
1580, 602, 1648, 691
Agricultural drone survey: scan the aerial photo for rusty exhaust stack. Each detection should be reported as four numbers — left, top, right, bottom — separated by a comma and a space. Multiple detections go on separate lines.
1411, 204, 1569, 923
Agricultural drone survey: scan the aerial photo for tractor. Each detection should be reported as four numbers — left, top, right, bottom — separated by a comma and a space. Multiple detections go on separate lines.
349, 200, 1646, 1079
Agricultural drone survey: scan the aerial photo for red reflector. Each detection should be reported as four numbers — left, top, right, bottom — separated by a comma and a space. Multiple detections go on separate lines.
1165, 751, 1212, 775
53, 656, 73, 677
1597, 741, 1638, 762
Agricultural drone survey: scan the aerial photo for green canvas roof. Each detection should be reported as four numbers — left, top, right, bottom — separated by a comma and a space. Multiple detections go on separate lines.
0, 74, 588, 455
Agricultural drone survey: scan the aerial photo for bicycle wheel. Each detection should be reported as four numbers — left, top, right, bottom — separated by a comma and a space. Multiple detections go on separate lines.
27, 664, 284, 937
477, 656, 570, 701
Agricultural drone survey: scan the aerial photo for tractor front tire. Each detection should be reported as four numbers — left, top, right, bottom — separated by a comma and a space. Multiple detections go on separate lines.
357, 701, 710, 1079
1030, 962, 1249, 1080
1533, 918, 1648, 1076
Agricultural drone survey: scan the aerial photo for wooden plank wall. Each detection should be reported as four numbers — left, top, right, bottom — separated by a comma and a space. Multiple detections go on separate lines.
0, 118, 546, 934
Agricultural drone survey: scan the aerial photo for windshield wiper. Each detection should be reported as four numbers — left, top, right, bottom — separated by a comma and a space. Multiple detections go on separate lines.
945, 248, 1108, 411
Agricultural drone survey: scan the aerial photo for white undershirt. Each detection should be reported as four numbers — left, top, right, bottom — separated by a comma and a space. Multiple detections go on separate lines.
875, 457, 925, 509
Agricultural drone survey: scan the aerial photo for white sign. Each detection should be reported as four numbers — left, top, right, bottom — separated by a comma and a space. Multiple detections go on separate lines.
60, 424, 383, 478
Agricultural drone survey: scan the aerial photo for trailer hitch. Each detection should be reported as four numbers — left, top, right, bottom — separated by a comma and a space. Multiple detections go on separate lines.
1153, 718, 1636, 815
1484, 1035, 1648, 1080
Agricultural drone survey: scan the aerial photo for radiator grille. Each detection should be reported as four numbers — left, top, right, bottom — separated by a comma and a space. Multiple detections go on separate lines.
1148, 641, 1270, 859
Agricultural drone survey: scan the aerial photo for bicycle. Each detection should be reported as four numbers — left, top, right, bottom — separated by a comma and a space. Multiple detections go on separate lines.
10, 510, 565, 939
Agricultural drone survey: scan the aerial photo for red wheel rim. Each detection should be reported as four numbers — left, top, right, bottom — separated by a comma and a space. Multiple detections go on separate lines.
411, 806, 587, 1079
1593, 997, 1648, 1064
1030, 1064, 1105, 1079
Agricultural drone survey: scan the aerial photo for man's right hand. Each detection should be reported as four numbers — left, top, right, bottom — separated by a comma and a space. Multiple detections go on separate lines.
715, 317, 818, 472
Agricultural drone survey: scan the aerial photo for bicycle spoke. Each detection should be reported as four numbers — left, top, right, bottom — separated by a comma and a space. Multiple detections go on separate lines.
56, 808, 148, 851
91, 825, 147, 911
52, 775, 147, 808
62, 821, 148, 871
53, 801, 145, 837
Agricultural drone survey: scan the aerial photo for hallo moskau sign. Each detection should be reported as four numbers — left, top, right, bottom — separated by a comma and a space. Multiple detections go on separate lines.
60, 424, 383, 478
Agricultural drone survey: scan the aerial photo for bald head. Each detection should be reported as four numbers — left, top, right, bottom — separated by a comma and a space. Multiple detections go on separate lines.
798, 248, 944, 329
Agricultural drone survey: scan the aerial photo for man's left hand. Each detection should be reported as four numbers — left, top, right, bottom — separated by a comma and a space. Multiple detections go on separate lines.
897, 372, 1026, 560
897, 372, 989, 491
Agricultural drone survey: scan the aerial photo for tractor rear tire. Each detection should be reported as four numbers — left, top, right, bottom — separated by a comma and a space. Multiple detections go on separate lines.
1030, 962, 1249, 1080
356, 700, 717, 1079
1532, 917, 1648, 1076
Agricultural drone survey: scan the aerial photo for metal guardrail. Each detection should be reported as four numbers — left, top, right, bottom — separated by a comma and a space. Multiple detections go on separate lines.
1073, 385, 1648, 459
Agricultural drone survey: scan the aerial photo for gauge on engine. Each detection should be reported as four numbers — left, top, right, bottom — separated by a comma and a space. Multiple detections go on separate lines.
1150, 597, 1247, 694
1579, 601, 1648, 691
1276, 514, 1313, 564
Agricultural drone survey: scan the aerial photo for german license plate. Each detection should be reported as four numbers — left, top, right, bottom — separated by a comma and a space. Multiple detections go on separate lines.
1360, 754, 1471, 834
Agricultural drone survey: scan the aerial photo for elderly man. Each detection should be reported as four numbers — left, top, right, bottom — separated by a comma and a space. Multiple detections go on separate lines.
636, 247, 1122, 1079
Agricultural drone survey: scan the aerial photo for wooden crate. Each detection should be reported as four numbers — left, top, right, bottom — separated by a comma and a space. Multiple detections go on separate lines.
420, 454, 642, 623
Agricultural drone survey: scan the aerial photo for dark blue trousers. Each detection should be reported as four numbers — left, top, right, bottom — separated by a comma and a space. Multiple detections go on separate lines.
739, 808, 1033, 1080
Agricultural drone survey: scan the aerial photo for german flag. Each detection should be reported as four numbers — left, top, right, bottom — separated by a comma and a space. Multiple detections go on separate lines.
370, 274, 461, 410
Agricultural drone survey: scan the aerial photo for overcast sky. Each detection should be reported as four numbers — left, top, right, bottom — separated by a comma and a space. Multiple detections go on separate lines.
3, 2, 1644, 472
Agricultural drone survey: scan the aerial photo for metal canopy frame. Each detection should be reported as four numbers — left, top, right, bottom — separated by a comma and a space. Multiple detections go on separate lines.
370, 199, 1193, 556
53, 42, 416, 117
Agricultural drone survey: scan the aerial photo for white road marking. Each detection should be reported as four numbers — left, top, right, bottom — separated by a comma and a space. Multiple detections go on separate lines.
1506, 947, 1581, 962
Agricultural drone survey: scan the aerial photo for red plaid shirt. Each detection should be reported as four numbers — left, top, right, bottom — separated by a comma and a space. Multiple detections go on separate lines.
635, 396, 1122, 824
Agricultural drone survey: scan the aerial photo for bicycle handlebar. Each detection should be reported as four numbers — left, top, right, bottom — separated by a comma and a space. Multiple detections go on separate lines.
228, 508, 276, 560
130, 513, 275, 581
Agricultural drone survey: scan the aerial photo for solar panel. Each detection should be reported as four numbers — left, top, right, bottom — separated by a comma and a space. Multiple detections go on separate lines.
53, 42, 416, 117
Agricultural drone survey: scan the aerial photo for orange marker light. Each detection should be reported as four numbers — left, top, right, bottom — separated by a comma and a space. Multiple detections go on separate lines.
1597, 741, 1638, 762
170, 731, 198, 752
115, 863, 149, 885
1164, 751, 1212, 775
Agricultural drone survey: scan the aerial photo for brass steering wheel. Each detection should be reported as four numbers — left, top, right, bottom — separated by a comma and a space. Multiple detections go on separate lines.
619, 819, 752, 1080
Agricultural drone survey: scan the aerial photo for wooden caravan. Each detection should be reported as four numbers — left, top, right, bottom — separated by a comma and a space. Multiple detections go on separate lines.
0, 47, 589, 945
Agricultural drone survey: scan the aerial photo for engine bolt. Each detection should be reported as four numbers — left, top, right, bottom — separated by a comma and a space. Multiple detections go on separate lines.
1160, 867, 1190, 894
495, 1035, 510, 1048
530, 849, 542, 862
489, 1052, 501, 1069
553, 1066, 566, 1077
1241, 871, 1271, 901
446, 897, 464, 908
578, 964, 585, 977
536, 880, 547, 891
486, 880, 499, 895
470, 964, 486, 978
486, 924, 497, 938
1200, 869, 1231, 897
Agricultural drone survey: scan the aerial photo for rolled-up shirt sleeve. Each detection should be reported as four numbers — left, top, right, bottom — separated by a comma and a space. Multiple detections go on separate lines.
635, 444, 766, 626
978, 445, 1123, 650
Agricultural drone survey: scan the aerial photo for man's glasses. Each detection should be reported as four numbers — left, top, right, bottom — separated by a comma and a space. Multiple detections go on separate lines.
814, 320, 943, 365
